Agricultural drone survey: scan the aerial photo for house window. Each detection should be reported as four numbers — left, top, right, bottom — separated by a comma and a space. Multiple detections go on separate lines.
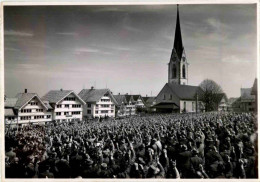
47, 115, 51, 119
184, 102, 186, 110
87, 110, 91, 114
64, 112, 69, 115
101, 110, 108, 113
56, 112, 61, 116
192, 102, 195, 111
72, 111, 80, 115
172, 64, 177, 78
88, 103, 91, 108
95, 111, 98, 114
65, 104, 69, 108
57, 104, 62, 108
163, 94, 166, 100
64, 97, 76, 101
169, 94, 172, 100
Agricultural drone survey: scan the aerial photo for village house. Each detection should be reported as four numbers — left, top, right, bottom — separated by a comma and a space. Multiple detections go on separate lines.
215, 93, 229, 111
240, 88, 255, 112
78, 87, 118, 118
143, 96, 157, 112
5, 89, 52, 124
113, 94, 128, 117
42, 89, 85, 122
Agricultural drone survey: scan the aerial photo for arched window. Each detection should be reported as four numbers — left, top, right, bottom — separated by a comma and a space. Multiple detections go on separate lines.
172, 64, 177, 78
182, 65, 186, 78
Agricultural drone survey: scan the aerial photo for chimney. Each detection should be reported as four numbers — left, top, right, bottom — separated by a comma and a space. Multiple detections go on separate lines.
126, 93, 128, 95
118, 93, 120, 95
60, 88, 63, 91
25, 89, 27, 93
91, 86, 94, 89
146, 94, 148, 97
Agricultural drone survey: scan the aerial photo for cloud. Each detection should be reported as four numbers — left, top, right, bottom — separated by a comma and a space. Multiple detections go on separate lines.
221, 55, 252, 63
56, 32, 78, 36
5, 30, 34, 37
93, 7, 125, 12
74, 47, 112, 55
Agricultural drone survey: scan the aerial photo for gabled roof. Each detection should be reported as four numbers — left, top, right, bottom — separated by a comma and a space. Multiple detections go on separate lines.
42, 90, 86, 105
14, 93, 48, 110
43, 101, 53, 110
113, 95, 127, 105
241, 88, 255, 101
143, 96, 156, 106
5, 98, 18, 108
132, 95, 142, 101
215, 93, 228, 104
78, 89, 118, 104
166, 83, 202, 100
125, 95, 133, 103
228, 97, 239, 105
5, 108, 15, 117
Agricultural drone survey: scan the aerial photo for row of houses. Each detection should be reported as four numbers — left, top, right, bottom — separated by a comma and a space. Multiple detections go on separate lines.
213, 78, 257, 113
4, 87, 150, 124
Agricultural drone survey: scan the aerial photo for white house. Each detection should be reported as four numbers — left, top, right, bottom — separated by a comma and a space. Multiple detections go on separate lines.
4, 89, 52, 124
113, 94, 128, 117
125, 95, 137, 115
42, 89, 86, 122
78, 87, 118, 118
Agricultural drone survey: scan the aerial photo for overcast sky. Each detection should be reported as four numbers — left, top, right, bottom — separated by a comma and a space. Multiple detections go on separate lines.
4, 4, 257, 98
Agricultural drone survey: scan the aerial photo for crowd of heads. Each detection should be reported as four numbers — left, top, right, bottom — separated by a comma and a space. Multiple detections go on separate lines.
5, 112, 258, 178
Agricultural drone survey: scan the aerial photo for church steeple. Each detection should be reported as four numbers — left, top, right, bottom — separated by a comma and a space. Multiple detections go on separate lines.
173, 4, 184, 60
168, 5, 188, 85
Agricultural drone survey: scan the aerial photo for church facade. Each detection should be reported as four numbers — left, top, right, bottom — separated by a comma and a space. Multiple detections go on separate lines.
154, 5, 204, 113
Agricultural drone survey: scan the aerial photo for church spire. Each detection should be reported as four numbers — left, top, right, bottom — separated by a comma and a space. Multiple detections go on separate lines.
173, 4, 184, 60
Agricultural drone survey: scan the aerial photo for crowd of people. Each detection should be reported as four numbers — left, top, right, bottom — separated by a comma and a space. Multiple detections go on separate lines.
5, 112, 258, 178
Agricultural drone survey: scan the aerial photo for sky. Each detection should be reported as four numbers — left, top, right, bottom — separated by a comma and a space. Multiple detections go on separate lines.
4, 4, 257, 98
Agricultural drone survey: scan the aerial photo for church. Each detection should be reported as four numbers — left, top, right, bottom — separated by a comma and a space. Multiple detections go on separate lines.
154, 5, 204, 113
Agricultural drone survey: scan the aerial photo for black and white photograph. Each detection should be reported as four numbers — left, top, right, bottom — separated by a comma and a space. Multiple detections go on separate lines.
3, 0, 258, 179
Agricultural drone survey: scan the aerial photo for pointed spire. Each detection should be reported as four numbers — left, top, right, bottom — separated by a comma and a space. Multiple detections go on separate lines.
173, 4, 184, 60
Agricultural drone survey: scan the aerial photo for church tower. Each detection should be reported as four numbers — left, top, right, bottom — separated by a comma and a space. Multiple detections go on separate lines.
168, 5, 188, 85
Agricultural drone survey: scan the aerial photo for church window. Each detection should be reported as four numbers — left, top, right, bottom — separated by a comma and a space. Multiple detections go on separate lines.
182, 65, 186, 78
172, 64, 177, 78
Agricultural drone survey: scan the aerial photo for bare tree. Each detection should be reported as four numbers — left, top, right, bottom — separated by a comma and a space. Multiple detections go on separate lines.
199, 79, 223, 111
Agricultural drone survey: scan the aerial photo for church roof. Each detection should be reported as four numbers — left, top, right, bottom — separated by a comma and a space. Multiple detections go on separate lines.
166, 83, 202, 100
173, 5, 184, 60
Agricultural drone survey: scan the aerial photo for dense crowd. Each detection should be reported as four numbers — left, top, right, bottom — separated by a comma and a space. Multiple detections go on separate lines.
5, 112, 258, 178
